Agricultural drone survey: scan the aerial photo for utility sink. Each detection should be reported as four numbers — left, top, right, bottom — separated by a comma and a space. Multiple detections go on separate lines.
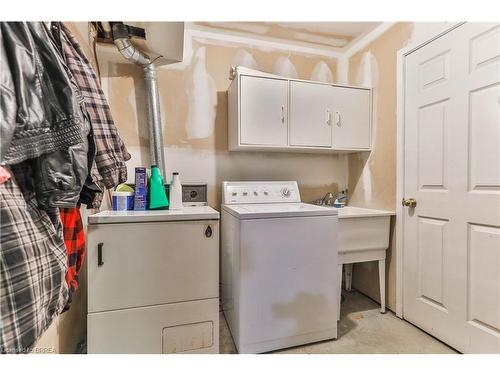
337, 207, 395, 259
335, 206, 395, 317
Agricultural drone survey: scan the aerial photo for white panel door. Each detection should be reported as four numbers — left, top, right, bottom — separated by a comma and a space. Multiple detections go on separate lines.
289, 81, 333, 147
332, 86, 371, 149
239, 75, 288, 146
403, 22, 500, 353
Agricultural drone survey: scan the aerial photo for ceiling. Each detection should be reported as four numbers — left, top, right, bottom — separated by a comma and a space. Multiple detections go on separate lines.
194, 22, 382, 49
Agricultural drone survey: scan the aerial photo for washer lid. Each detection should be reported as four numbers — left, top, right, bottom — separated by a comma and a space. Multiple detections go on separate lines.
222, 202, 338, 219
89, 206, 219, 224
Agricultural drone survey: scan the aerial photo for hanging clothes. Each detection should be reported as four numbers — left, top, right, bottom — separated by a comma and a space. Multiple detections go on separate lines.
0, 162, 69, 353
52, 22, 131, 209
0, 22, 83, 165
59, 206, 85, 311
1, 22, 88, 209
1, 21, 131, 353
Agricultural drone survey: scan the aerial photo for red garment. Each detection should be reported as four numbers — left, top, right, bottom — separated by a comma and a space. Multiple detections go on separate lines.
59, 206, 86, 309
0, 166, 11, 184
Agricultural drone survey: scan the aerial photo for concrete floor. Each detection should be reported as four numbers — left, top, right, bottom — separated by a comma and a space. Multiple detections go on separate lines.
220, 290, 457, 354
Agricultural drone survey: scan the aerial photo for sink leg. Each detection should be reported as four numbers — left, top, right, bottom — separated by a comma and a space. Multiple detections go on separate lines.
337, 264, 343, 320
345, 263, 353, 292
379, 259, 386, 314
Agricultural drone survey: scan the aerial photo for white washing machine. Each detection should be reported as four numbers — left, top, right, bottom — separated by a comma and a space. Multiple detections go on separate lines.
221, 181, 338, 353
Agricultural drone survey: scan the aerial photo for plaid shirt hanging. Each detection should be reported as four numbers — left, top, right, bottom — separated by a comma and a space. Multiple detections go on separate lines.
59, 206, 86, 311
53, 22, 131, 208
0, 163, 68, 353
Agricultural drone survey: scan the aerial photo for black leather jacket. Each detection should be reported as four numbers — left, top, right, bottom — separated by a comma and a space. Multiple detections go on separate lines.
1, 22, 88, 208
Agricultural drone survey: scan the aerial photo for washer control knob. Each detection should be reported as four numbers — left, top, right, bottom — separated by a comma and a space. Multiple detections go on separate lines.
281, 188, 291, 197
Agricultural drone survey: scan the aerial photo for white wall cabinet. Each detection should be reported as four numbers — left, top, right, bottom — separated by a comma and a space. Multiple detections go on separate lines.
331, 86, 371, 150
239, 75, 288, 146
290, 81, 333, 147
228, 67, 372, 153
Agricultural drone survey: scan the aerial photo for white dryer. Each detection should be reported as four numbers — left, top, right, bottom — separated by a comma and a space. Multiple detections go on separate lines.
87, 207, 220, 354
221, 181, 338, 353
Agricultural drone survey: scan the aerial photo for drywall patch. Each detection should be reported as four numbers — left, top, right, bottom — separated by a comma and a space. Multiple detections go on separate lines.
355, 51, 377, 88
310, 61, 334, 83
185, 47, 218, 139
232, 49, 259, 70
273, 56, 298, 78
189, 31, 342, 58
355, 51, 379, 203
336, 56, 349, 85
127, 88, 139, 138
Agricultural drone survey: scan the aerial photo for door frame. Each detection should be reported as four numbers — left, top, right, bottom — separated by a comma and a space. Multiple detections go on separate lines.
395, 22, 466, 318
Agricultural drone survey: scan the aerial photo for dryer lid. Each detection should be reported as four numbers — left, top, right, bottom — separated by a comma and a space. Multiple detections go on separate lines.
89, 206, 219, 224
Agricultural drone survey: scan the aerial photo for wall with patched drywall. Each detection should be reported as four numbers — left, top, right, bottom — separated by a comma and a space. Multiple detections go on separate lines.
346, 22, 413, 312
97, 30, 346, 208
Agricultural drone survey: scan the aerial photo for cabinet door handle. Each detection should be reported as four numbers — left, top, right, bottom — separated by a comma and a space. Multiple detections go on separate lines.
281, 105, 285, 123
97, 242, 104, 267
335, 111, 341, 127
326, 110, 332, 125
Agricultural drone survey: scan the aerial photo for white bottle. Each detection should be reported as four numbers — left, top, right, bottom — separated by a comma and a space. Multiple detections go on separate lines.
169, 172, 183, 210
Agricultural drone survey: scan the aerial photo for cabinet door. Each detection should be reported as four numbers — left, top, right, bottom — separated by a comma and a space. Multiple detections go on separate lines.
289, 81, 333, 147
240, 75, 288, 146
332, 87, 371, 149
87, 221, 219, 313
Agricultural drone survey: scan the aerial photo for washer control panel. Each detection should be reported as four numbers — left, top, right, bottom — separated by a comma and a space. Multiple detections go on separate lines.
223, 181, 301, 204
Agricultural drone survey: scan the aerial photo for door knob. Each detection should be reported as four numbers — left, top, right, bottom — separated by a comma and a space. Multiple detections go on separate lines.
402, 198, 417, 208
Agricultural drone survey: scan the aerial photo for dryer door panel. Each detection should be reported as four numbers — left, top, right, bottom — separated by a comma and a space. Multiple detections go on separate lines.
87, 221, 219, 313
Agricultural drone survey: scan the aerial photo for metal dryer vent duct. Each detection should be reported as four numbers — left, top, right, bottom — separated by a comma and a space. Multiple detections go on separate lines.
111, 22, 166, 179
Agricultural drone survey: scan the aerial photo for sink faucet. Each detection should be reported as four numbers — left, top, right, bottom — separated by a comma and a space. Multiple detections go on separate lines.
321, 192, 335, 206
316, 189, 348, 207
334, 190, 348, 208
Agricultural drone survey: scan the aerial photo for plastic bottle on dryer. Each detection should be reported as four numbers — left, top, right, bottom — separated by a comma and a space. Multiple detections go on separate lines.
149, 165, 169, 210
169, 172, 183, 210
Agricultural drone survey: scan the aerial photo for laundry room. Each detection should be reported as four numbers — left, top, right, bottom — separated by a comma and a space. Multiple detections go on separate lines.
1, 1, 499, 373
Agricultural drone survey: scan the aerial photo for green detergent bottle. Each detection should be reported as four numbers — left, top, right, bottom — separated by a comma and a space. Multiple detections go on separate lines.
148, 165, 169, 210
